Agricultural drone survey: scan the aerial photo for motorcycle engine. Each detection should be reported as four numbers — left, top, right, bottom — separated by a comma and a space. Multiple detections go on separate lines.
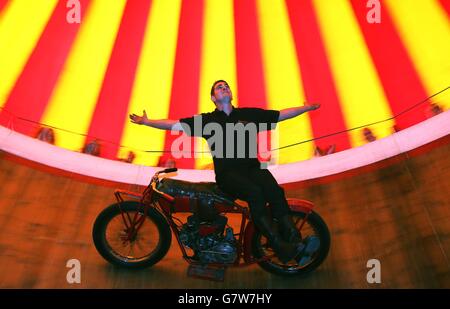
179, 215, 237, 264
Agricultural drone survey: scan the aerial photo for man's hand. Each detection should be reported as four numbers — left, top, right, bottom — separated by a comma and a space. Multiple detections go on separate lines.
279, 103, 320, 122
304, 102, 321, 111
130, 110, 149, 125
129, 111, 181, 131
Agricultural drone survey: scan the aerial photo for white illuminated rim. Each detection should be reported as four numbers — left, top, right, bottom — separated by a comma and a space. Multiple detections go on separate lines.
0, 111, 448, 185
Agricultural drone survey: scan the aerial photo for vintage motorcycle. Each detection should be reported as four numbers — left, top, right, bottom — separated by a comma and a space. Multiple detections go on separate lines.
92, 168, 330, 280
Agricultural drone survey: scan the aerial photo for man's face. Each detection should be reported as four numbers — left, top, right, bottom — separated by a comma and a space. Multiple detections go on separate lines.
211, 81, 233, 104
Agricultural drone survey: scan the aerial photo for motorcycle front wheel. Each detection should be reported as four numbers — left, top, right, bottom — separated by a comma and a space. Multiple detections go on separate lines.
251, 210, 330, 276
92, 201, 172, 269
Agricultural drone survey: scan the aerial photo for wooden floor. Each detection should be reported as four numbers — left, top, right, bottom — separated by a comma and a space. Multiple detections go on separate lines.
0, 138, 449, 288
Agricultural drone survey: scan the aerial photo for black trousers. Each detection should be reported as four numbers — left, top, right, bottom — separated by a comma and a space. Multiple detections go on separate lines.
216, 165, 290, 221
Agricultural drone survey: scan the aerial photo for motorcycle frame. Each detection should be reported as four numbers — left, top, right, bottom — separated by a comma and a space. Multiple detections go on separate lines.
113, 180, 315, 268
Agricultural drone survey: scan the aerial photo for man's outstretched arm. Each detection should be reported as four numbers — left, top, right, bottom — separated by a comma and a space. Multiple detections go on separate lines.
278, 103, 321, 122
129, 110, 184, 131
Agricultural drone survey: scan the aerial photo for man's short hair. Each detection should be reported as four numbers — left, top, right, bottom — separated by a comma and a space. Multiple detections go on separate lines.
210, 80, 229, 96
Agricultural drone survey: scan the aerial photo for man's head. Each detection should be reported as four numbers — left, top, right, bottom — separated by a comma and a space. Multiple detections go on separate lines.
210, 80, 233, 105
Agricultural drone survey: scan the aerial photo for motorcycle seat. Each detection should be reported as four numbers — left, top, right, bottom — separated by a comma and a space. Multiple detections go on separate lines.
157, 178, 237, 205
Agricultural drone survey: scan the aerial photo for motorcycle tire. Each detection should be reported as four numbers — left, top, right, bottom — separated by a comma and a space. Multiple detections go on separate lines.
92, 201, 172, 269
251, 210, 330, 277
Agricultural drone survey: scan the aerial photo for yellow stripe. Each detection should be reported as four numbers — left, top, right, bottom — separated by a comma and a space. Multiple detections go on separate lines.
313, 0, 394, 147
256, 0, 313, 164
195, 0, 237, 169
119, 0, 182, 166
385, 0, 450, 110
40, 0, 127, 151
0, 0, 57, 107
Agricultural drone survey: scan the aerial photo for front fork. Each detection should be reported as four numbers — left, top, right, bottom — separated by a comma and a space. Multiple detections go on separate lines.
114, 189, 150, 242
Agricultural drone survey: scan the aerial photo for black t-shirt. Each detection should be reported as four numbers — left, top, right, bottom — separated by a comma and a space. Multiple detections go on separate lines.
179, 107, 279, 176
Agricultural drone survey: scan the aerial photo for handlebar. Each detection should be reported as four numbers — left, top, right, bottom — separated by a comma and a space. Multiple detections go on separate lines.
147, 168, 178, 202
154, 168, 178, 178
162, 168, 177, 174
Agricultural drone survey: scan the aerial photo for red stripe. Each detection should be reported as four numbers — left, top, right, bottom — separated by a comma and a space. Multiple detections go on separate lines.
160, 0, 204, 169
0, 0, 9, 13
350, 0, 429, 131
286, 0, 351, 152
85, 0, 152, 159
234, 0, 272, 162
234, 0, 266, 108
0, 0, 90, 135
438, 0, 450, 16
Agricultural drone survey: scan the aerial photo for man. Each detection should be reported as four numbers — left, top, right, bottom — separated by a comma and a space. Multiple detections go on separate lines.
130, 80, 320, 263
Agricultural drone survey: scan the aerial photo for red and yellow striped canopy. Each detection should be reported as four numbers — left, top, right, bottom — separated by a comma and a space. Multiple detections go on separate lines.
0, 0, 449, 168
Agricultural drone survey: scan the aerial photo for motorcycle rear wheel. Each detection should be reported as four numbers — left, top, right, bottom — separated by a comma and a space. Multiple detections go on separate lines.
251, 210, 330, 276
92, 201, 172, 269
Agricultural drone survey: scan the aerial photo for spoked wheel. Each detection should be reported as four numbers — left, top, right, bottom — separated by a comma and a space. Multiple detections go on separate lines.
251, 210, 330, 276
92, 201, 171, 269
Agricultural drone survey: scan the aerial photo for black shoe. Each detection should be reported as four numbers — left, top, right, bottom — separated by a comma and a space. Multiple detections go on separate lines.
254, 216, 305, 264
271, 239, 306, 263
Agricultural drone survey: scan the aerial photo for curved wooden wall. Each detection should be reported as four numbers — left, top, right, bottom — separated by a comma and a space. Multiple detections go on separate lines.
0, 136, 449, 288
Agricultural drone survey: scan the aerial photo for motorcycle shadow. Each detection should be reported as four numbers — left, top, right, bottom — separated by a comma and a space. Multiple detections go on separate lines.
94, 247, 333, 289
